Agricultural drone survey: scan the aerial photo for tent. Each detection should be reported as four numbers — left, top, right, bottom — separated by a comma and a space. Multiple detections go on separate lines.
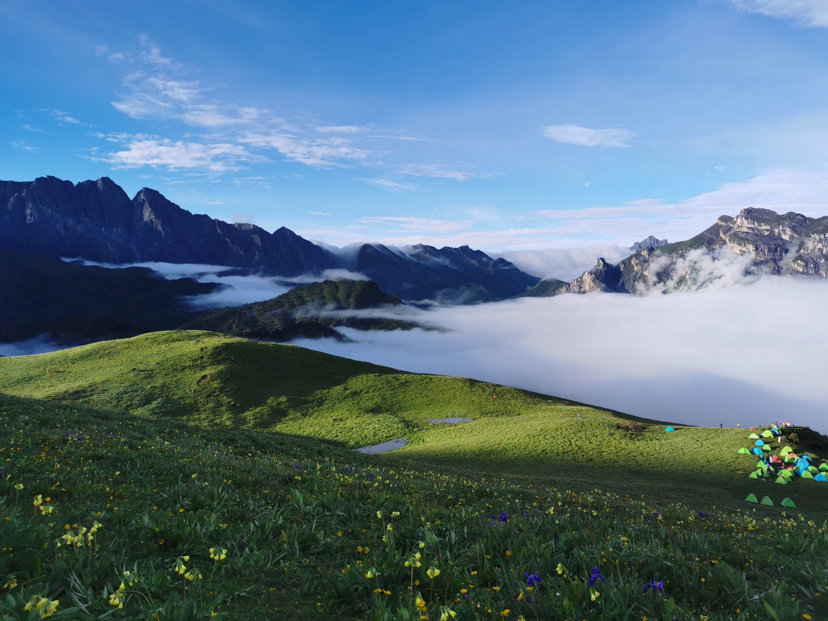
808, 466, 819, 473
665, 426, 675, 432
745, 493, 758, 503
752, 448, 763, 456
796, 457, 812, 472
749, 471, 760, 479
748, 433, 760, 439
780, 497, 797, 508
738, 448, 751, 455
800, 471, 814, 480
760, 496, 774, 506
815, 473, 828, 483
780, 446, 792, 455
774, 476, 787, 485
779, 469, 794, 479
755, 439, 765, 447
762, 445, 772, 452
761, 429, 774, 438
770, 455, 781, 464
819, 463, 828, 472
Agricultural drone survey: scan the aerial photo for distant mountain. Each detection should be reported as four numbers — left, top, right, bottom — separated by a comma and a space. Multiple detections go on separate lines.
0, 176, 539, 302
182, 279, 420, 341
629, 235, 668, 253
0, 247, 216, 344
524, 207, 828, 296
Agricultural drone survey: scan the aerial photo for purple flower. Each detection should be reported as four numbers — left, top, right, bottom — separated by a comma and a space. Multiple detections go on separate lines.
643, 580, 664, 594
524, 571, 541, 587
588, 567, 604, 586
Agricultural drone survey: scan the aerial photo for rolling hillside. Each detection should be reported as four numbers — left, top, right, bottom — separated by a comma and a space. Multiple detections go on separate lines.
1, 331, 826, 619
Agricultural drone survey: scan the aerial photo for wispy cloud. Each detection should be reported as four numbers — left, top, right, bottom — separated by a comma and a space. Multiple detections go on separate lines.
360, 215, 472, 234
105, 137, 255, 172
367, 178, 417, 192
542, 124, 635, 148
726, 0, 828, 27
239, 131, 370, 167
11, 139, 39, 153
398, 163, 476, 181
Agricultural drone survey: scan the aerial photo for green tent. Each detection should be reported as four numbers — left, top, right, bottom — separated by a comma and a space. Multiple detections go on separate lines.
780, 469, 794, 479
780, 446, 793, 455
745, 493, 758, 503
760, 496, 774, 506
780, 497, 797, 508
738, 448, 751, 455
756, 460, 767, 469
761, 429, 774, 438
819, 463, 828, 472
749, 471, 760, 479
808, 466, 818, 473
800, 471, 814, 479
762, 445, 772, 452
774, 476, 787, 485
748, 433, 760, 439
784, 456, 796, 463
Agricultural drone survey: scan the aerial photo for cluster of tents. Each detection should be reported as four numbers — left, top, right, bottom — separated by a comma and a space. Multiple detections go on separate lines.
737, 423, 828, 507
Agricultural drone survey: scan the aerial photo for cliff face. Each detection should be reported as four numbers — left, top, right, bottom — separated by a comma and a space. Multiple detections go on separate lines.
0, 176, 336, 275
526, 207, 828, 296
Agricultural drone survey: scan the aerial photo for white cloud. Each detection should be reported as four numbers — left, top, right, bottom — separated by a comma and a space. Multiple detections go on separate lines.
360, 216, 472, 234
502, 245, 628, 281
367, 178, 417, 192
239, 131, 370, 168
542, 124, 635, 148
105, 137, 254, 172
726, 0, 828, 27
315, 125, 370, 134
398, 163, 475, 181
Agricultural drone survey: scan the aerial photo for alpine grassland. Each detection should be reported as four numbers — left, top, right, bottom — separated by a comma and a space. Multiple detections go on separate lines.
0, 331, 826, 620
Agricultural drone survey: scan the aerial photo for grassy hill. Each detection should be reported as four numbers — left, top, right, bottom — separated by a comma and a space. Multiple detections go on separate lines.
181, 279, 420, 342
1, 331, 826, 619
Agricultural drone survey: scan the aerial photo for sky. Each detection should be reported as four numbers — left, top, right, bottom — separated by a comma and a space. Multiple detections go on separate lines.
4, 0, 828, 257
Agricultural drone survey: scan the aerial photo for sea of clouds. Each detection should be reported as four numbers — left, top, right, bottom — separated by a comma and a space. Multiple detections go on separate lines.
2, 257, 826, 435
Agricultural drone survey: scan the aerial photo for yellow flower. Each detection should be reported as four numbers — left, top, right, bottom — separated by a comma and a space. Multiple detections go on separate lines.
364, 569, 376, 579
590, 589, 600, 602
392, 511, 400, 518
3, 575, 17, 590
440, 610, 457, 621
376, 511, 382, 519
108, 592, 124, 609
209, 547, 228, 561
556, 562, 565, 575
33, 495, 43, 508
500, 610, 510, 618
415, 594, 426, 610
427, 567, 440, 579
174, 557, 187, 575
184, 569, 203, 581
14, 483, 23, 491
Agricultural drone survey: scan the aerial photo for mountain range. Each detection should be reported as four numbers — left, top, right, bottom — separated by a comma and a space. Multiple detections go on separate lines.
526, 207, 828, 296
0, 176, 538, 302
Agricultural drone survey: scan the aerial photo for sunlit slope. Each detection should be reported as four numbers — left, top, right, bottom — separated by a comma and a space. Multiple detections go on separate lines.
0, 330, 563, 445
2, 330, 824, 514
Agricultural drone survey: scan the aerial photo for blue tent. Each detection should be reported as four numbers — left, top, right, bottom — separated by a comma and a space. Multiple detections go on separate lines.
665, 426, 675, 432
815, 473, 828, 483
751, 447, 763, 456
755, 439, 765, 447
796, 456, 813, 472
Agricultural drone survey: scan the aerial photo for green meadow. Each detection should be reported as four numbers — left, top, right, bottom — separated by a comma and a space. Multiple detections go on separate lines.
0, 331, 826, 619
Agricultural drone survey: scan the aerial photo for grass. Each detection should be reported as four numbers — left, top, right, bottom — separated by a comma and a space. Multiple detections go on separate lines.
0, 330, 826, 619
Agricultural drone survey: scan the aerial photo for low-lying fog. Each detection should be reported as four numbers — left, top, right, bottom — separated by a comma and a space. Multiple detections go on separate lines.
293, 278, 828, 434
3, 258, 826, 435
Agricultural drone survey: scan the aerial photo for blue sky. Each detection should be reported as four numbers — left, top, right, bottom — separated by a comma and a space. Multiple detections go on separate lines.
4, 0, 828, 253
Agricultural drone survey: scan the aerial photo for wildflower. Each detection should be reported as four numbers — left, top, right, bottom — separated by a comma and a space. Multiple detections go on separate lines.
392, 511, 400, 518
364, 569, 376, 579
643, 580, 664, 594
427, 566, 441, 579
184, 569, 203, 581
524, 570, 541, 587
440, 608, 457, 621
376, 511, 382, 519
405, 553, 422, 568
415, 594, 427, 610
500, 610, 510, 617
24, 595, 59, 618
209, 547, 228, 561
590, 588, 600, 601
14, 483, 23, 491
556, 562, 565, 575
174, 557, 188, 575
33, 495, 43, 508
589, 567, 604, 586
3, 575, 17, 590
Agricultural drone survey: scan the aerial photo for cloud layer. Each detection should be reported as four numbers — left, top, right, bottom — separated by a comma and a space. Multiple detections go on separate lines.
542, 124, 635, 148
292, 278, 828, 434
